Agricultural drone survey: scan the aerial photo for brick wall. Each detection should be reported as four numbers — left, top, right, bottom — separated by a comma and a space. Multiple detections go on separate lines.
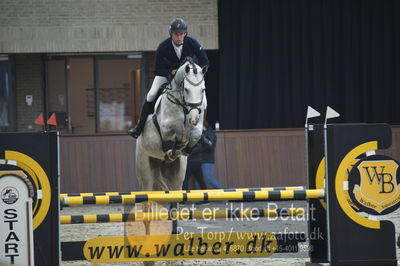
0, 0, 218, 53
15, 54, 44, 131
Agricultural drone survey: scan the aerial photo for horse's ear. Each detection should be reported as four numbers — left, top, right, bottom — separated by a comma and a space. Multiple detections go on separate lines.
185, 64, 190, 73
202, 65, 208, 75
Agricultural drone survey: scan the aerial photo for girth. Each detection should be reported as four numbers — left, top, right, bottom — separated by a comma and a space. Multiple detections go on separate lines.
152, 114, 170, 153
152, 114, 187, 157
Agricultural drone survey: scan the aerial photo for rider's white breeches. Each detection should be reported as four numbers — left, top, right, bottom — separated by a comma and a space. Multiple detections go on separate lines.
146, 76, 168, 102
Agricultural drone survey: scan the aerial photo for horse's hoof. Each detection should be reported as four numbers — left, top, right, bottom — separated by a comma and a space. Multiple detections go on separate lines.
164, 151, 174, 163
164, 150, 182, 163
164, 155, 174, 163
182, 146, 193, 156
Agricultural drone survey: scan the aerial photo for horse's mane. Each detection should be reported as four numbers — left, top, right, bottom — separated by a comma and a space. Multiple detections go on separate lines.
181, 57, 195, 67
174, 57, 200, 84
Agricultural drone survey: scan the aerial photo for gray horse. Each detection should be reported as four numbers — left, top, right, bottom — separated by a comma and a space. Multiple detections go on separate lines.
135, 59, 206, 266
136, 59, 207, 265
136, 57, 207, 194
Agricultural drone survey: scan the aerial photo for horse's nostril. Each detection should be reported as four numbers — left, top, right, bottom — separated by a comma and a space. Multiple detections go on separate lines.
189, 115, 199, 125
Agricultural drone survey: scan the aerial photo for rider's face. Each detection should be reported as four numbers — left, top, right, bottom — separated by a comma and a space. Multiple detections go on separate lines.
171, 32, 186, 46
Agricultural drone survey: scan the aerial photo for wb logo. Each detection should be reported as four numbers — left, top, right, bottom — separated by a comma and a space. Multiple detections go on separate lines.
362, 165, 395, 193
350, 157, 400, 215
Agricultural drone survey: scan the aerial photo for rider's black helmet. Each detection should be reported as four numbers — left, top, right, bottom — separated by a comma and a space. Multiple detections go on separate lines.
169, 18, 187, 34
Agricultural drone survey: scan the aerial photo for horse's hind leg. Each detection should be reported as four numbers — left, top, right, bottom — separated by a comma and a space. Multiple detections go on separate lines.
136, 154, 160, 191
161, 157, 187, 236
136, 154, 160, 238
137, 159, 159, 266
161, 156, 188, 190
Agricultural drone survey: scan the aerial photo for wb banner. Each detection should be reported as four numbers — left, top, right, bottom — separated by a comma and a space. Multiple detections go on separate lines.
348, 154, 400, 215
324, 123, 397, 265
0, 132, 59, 266
65, 228, 311, 262
312, 154, 400, 215
306, 123, 399, 265
61, 200, 313, 262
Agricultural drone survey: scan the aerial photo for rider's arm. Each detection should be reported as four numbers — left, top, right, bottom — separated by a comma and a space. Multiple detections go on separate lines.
154, 41, 175, 77
154, 53, 171, 77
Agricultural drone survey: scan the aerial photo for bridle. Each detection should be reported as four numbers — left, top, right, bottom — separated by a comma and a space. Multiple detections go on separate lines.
165, 67, 204, 115
152, 61, 205, 155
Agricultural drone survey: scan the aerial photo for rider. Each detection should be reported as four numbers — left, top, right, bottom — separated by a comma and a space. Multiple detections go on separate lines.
128, 18, 210, 138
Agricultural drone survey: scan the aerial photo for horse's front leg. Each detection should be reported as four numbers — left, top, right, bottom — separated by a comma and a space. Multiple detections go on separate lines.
165, 149, 180, 162
161, 122, 187, 162
182, 122, 203, 156
165, 138, 187, 162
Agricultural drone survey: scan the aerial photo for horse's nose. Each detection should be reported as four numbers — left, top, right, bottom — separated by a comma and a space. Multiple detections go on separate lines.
188, 108, 200, 125
190, 116, 199, 125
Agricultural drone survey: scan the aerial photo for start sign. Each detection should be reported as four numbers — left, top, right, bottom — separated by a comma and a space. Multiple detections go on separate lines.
0, 173, 34, 266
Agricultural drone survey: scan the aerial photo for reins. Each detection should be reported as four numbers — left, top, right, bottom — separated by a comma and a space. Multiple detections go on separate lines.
164, 70, 203, 115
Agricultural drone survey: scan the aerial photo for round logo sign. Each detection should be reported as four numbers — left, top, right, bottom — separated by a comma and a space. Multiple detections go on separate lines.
348, 154, 400, 215
1, 186, 19, 204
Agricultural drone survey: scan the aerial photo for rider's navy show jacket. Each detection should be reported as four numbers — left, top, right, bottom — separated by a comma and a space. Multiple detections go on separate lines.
154, 36, 209, 78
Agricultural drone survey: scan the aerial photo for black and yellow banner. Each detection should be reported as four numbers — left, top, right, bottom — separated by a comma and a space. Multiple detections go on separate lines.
83, 232, 277, 262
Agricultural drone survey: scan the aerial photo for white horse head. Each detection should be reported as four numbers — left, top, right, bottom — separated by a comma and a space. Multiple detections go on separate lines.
173, 58, 207, 125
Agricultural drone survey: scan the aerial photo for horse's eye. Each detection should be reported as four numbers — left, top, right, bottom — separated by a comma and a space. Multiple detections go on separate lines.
202, 88, 206, 92
184, 87, 189, 92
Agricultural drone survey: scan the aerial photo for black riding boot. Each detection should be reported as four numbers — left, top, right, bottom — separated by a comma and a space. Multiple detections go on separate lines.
128, 100, 153, 138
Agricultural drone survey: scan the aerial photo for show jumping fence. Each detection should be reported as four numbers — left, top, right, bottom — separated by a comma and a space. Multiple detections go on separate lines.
1, 109, 398, 265
59, 186, 306, 201
62, 189, 324, 205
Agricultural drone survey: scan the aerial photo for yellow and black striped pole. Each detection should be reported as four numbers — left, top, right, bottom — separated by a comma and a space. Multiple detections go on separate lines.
62, 189, 324, 205
60, 207, 305, 224
60, 186, 306, 202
